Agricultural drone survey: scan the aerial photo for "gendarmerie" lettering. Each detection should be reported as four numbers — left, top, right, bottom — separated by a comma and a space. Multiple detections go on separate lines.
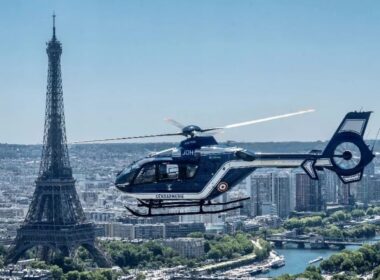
156, 194, 184, 199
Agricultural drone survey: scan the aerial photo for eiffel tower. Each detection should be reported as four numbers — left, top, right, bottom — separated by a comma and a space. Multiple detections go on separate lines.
5, 15, 110, 267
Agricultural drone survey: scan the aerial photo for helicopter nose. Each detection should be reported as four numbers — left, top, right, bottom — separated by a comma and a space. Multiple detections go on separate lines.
115, 173, 131, 191
115, 181, 129, 192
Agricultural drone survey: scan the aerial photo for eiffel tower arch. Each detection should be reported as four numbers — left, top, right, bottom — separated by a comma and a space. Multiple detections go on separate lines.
5, 15, 110, 268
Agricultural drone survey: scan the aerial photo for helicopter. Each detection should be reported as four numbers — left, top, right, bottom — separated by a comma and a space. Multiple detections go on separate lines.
77, 110, 375, 217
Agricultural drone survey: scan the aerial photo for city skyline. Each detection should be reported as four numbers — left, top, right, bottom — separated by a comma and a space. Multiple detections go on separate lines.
1, 1, 380, 144
1, 2, 380, 278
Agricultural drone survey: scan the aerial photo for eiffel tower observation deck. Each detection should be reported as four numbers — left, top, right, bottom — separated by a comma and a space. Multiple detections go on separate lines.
5, 15, 110, 267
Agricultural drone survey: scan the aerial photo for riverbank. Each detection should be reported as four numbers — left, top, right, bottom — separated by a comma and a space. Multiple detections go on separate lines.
195, 249, 257, 274
264, 234, 380, 277
195, 239, 270, 274
221, 251, 284, 278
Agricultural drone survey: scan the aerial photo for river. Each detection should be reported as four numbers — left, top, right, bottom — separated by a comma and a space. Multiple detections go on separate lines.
264, 236, 380, 277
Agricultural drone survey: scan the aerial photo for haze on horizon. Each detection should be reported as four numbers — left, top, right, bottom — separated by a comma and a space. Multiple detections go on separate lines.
0, 0, 379, 145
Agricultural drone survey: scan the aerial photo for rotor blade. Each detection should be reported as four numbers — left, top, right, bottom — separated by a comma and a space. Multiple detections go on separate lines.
164, 118, 185, 129
204, 109, 315, 131
201, 130, 225, 137
72, 132, 184, 144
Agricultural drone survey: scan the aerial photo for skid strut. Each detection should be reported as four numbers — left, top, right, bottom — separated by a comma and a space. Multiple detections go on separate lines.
125, 197, 250, 217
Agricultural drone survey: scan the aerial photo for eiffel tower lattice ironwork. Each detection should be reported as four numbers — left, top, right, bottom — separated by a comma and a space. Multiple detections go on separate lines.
5, 15, 110, 267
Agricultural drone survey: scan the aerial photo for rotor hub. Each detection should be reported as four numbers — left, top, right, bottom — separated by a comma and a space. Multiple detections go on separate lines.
182, 125, 202, 137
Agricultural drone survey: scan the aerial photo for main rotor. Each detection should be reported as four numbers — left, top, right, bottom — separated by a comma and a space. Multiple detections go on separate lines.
73, 109, 315, 144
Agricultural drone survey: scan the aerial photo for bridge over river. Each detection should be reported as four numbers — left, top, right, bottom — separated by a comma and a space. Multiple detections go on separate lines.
266, 235, 365, 249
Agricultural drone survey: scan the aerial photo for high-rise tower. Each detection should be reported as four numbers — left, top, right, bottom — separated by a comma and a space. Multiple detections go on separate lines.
6, 15, 110, 267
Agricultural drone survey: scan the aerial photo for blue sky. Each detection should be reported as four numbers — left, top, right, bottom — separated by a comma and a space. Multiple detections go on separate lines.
0, 0, 379, 144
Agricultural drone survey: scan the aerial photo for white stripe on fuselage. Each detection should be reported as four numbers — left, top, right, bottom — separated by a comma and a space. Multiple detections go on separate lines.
123, 157, 332, 200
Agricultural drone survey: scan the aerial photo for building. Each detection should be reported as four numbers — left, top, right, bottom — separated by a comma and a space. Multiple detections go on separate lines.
163, 238, 205, 258
324, 171, 339, 203
261, 202, 277, 216
272, 173, 291, 218
338, 182, 352, 206
0, 268, 52, 280
85, 211, 116, 222
165, 222, 205, 238
370, 175, 380, 202
81, 191, 99, 205
100, 223, 134, 239
295, 173, 323, 212
134, 224, 165, 239
250, 173, 273, 216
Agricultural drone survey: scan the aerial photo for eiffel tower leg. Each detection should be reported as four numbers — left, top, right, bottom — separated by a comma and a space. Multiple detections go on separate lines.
61, 246, 70, 256
82, 243, 111, 268
5, 242, 33, 265
40, 246, 51, 262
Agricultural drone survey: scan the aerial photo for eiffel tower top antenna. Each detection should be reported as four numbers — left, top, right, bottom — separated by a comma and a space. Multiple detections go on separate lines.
52, 12, 56, 39
39, 12, 73, 180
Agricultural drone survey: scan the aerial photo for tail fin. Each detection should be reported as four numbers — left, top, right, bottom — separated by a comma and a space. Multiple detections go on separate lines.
322, 111, 374, 183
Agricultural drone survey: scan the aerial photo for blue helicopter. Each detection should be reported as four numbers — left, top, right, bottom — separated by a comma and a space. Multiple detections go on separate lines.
79, 110, 374, 217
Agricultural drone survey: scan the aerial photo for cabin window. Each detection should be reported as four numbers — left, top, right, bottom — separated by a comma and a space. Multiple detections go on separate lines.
177, 164, 198, 179
134, 163, 156, 184
158, 163, 179, 181
184, 164, 198, 178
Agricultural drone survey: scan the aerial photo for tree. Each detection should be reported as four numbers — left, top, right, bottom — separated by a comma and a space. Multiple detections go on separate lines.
340, 258, 354, 272
135, 273, 146, 280
331, 211, 350, 222
373, 265, 380, 280
275, 274, 294, 280
62, 257, 83, 273
206, 248, 222, 260
50, 265, 63, 280
320, 225, 343, 239
351, 209, 365, 218
298, 270, 323, 280
187, 232, 204, 238
66, 271, 80, 280
204, 241, 211, 253
366, 207, 374, 216
79, 271, 93, 280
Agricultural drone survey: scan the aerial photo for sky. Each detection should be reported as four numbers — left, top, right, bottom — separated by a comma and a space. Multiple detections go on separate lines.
0, 0, 379, 144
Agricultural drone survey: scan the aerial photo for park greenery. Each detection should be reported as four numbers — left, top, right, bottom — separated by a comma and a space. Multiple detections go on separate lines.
11, 233, 269, 279
101, 232, 270, 268
316, 224, 376, 239
319, 243, 380, 275
29, 259, 121, 280
283, 216, 323, 230
276, 207, 380, 241
102, 239, 195, 269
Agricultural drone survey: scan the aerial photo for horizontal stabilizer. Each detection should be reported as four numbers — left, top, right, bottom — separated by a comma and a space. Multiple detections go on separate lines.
301, 159, 318, 180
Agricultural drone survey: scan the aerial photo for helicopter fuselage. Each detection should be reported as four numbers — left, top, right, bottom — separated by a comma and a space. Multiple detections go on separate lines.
116, 146, 253, 201
115, 144, 339, 201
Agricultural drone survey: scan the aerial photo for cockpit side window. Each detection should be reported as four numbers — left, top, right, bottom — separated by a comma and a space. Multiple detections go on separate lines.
158, 163, 179, 181
134, 163, 156, 184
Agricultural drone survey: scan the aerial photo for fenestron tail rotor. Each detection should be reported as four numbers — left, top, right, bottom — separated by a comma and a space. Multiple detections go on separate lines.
333, 142, 362, 170
72, 109, 315, 144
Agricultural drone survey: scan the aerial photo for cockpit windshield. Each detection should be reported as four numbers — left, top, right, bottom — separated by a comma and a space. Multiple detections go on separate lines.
116, 161, 142, 186
119, 164, 137, 177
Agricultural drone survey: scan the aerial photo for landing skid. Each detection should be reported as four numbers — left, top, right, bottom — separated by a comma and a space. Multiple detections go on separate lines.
125, 197, 250, 217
